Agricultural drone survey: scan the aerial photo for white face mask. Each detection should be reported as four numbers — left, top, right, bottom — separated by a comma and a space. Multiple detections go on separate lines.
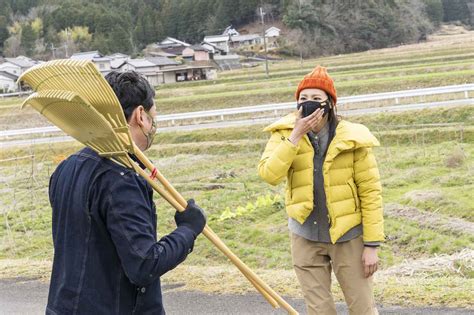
140, 110, 157, 150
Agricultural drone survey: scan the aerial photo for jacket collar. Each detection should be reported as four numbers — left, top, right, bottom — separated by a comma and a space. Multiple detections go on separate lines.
129, 153, 147, 169
263, 112, 297, 132
263, 112, 380, 153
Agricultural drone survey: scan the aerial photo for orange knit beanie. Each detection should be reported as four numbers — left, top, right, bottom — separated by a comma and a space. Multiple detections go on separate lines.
295, 66, 337, 104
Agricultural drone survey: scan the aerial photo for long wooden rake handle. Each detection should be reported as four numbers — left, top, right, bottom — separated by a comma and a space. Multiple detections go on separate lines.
132, 146, 298, 314
130, 164, 280, 308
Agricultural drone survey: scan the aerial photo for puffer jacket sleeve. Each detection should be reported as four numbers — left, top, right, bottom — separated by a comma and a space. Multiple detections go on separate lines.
353, 147, 385, 242
258, 131, 299, 185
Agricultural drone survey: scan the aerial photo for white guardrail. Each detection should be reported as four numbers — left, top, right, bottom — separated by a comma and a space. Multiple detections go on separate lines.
1, 83, 473, 138
0, 91, 31, 99
156, 84, 474, 124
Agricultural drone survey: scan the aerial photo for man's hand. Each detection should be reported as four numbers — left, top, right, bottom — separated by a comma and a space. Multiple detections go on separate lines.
362, 246, 379, 278
174, 199, 207, 238
288, 108, 324, 145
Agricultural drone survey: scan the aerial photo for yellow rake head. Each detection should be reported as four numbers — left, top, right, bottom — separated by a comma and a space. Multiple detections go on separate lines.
20, 89, 134, 168
19, 59, 134, 153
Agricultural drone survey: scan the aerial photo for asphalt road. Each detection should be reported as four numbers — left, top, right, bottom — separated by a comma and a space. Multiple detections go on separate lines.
0, 278, 472, 315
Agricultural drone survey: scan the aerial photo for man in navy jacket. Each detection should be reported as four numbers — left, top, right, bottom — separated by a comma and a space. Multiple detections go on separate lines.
46, 71, 206, 314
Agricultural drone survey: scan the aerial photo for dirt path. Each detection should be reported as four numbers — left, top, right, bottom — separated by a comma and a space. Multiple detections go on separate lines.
0, 278, 473, 315
385, 203, 474, 236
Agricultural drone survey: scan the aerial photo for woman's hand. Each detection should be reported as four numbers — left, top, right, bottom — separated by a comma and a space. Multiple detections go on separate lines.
288, 108, 324, 145
362, 246, 379, 278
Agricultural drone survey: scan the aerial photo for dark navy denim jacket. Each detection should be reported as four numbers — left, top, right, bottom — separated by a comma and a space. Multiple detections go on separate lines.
46, 147, 195, 315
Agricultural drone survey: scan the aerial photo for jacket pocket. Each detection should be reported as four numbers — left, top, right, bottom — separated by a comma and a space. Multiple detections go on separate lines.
347, 178, 361, 211
287, 168, 294, 201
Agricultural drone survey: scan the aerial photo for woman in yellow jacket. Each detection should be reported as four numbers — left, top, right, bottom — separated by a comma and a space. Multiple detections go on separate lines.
258, 66, 384, 315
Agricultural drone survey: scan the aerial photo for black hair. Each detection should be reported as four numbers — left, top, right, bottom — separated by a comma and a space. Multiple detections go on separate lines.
324, 95, 339, 156
104, 71, 155, 121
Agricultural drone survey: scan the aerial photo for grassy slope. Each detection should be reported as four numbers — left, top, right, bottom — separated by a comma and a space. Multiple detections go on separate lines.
1, 107, 473, 307
1, 30, 473, 306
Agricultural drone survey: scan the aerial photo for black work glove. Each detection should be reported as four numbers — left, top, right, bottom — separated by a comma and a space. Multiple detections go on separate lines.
174, 199, 207, 238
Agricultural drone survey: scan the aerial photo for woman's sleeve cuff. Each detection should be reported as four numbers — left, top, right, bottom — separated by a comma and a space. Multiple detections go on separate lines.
363, 242, 381, 247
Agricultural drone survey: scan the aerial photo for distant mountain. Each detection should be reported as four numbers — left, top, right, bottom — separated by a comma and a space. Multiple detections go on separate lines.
0, 0, 471, 59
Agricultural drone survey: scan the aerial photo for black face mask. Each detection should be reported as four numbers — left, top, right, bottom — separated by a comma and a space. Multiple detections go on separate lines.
297, 100, 331, 118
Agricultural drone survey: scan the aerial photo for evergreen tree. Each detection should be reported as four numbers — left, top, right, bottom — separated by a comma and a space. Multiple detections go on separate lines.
21, 23, 36, 56
0, 15, 9, 54
215, 0, 241, 30
0, 0, 12, 16
9, 0, 40, 15
423, 0, 443, 26
134, 7, 158, 47
442, 0, 470, 24
109, 26, 132, 54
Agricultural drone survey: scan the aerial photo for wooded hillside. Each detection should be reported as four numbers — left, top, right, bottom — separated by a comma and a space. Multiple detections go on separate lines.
0, 0, 472, 58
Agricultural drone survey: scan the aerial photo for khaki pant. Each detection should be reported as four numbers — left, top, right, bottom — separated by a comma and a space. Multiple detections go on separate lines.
291, 233, 378, 315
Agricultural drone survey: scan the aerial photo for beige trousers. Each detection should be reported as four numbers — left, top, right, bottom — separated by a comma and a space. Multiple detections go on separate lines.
291, 233, 378, 315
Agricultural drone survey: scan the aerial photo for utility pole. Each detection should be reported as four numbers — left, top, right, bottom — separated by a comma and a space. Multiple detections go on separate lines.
260, 6, 269, 78
64, 28, 69, 58
50, 43, 57, 59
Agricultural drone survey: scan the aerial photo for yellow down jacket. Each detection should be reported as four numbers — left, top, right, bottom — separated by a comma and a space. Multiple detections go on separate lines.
258, 113, 384, 243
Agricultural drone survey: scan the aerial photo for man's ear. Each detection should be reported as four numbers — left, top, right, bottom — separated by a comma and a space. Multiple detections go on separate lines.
129, 105, 145, 127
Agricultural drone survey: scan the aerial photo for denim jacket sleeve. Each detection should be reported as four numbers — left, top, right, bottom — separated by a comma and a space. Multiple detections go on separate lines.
105, 171, 195, 287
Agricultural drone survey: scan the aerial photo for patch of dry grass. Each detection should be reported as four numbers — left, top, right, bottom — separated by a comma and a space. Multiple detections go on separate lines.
445, 146, 467, 168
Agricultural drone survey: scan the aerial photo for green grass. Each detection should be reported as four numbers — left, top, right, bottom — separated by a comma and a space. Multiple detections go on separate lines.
1, 107, 473, 263
2, 109, 473, 306
217, 51, 474, 79
154, 69, 474, 113
1, 34, 474, 306
0, 98, 23, 107
158, 67, 474, 101
215, 54, 474, 83
156, 59, 474, 99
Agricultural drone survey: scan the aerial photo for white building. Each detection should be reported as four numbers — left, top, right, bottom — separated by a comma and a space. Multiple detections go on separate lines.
70, 51, 112, 74
265, 27, 281, 38
201, 41, 226, 56
0, 61, 21, 76
106, 53, 130, 69
222, 26, 239, 36
93, 57, 112, 73
118, 59, 162, 86
157, 37, 191, 48
203, 25, 280, 54
203, 35, 231, 54
0, 56, 39, 76
230, 34, 262, 48
0, 71, 19, 92
70, 51, 102, 60
160, 61, 218, 83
